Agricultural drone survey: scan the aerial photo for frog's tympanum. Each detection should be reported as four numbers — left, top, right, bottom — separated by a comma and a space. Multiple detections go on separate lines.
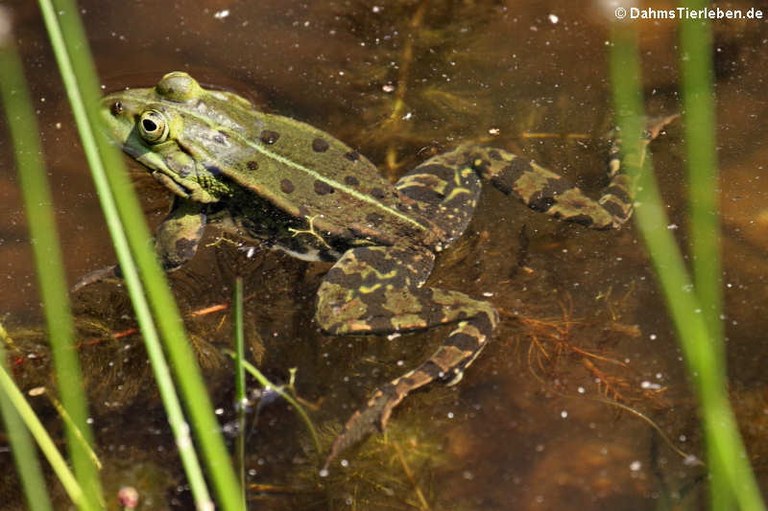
99, 72, 667, 467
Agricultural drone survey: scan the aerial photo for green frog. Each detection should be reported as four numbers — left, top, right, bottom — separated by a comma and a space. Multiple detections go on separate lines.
98, 72, 667, 467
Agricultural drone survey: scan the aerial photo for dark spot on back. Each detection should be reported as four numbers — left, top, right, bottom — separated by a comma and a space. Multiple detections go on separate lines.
280, 179, 295, 194
344, 150, 360, 162
312, 138, 330, 153
314, 180, 334, 195
488, 149, 502, 161
260, 130, 280, 145
246, 160, 259, 171
344, 175, 360, 187
371, 187, 386, 199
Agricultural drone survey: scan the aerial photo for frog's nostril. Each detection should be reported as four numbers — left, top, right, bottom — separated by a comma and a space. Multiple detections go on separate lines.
110, 101, 124, 116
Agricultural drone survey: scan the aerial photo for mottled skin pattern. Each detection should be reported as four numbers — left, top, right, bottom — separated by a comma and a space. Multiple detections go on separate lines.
94, 72, 671, 468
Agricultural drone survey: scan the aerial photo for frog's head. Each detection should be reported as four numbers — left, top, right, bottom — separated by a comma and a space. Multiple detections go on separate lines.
101, 72, 242, 203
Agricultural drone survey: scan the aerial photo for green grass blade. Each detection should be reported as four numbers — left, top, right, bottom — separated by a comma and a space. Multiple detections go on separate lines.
678, 2, 726, 506
233, 278, 248, 507
33, 0, 216, 506
36, 0, 244, 507
0, 362, 86, 506
0, 329, 54, 511
0, 10, 101, 509
609, 21, 765, 511
679, 1, 723, 346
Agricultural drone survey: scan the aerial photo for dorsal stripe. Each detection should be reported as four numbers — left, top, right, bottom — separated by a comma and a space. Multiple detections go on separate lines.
181, 106, 427, 232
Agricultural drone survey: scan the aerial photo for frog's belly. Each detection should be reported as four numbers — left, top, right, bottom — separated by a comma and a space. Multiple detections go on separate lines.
208, 206, 350, 262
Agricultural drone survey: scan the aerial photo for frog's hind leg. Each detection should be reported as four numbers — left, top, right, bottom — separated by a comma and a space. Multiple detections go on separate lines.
316, 245, 498, 468
395, 152, 483, 246
469, 115, 676, 229
468, 145, 633, 229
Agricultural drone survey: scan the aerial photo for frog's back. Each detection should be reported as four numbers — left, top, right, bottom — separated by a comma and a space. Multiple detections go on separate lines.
213, 109, 432, 247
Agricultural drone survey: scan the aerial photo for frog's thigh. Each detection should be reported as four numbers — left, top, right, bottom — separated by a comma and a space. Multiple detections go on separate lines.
316, 245, 495, 336
395, 154, 482, 245
154, 197, 207, 271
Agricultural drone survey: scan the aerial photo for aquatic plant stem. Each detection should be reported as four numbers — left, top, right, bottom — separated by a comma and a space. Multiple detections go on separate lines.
609, 22, 765, 511
36, 0, 244, 508
237, 359, 322, 457
384, 0, 428, 177
679, 0, 723, 348
233, 278, 248, 507
0, 12, 101, 510
34, 1, 215, 508
679, 2, 727, 507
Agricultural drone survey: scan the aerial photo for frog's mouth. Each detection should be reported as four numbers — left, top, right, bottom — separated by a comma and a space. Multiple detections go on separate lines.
119, 134, 203, 201
120, 140, 193, 199
148, 166, 220, 204
151, 170, 194, 198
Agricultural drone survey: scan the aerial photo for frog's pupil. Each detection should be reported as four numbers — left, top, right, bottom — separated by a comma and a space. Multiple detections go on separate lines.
143, 119, 158, 132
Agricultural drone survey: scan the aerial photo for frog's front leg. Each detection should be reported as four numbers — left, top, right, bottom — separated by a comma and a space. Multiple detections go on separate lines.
154, 196, 207, 271
73, 197, 206, 291
315, 245, 498, 467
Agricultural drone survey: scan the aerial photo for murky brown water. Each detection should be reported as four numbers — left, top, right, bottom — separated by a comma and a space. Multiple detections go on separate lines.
2, 0, 768, 509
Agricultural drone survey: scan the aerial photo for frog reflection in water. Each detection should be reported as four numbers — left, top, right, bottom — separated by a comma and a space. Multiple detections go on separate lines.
96, 72, 669, 467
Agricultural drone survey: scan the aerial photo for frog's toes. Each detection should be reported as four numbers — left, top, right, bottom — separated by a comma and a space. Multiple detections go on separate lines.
323, 390, 392, 470
324, 376, 422, 471
72, 265, 121, 292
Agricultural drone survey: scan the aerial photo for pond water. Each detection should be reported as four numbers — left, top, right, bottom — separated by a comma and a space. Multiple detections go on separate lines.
1, 1, 767, 510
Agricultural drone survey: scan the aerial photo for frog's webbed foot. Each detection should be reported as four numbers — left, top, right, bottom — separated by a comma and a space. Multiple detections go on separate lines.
645, 114, 679, 140
316, 246, 498, 469
323, 389, 392, 469
72, 265, 122, 292
602, 113, 679, 214
322, 317, 492, 470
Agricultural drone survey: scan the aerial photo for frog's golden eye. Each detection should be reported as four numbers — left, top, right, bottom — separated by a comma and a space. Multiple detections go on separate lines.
138, 109, 170, 144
